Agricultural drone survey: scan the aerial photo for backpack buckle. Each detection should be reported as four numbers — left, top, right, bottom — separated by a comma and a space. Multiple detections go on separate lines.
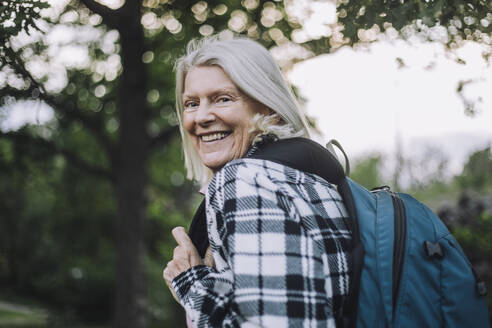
370, 185, 391, 192
472, 267, 488, 296
476, 281, 488, 296
423, 241, 444, 259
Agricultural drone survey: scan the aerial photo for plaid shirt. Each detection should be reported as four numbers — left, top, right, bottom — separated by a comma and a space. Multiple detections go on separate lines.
173, 158, 352, 327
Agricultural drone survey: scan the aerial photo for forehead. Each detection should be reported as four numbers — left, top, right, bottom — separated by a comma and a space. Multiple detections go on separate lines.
183, 66, 239, 97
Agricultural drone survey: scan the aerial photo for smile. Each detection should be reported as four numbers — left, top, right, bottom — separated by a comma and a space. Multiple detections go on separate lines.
200, 132, 231, 142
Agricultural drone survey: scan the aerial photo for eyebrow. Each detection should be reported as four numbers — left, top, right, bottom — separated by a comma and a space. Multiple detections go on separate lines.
182, 87, 241, 100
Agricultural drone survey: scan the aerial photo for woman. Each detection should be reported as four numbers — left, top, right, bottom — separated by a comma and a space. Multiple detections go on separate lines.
163, 34, 352, 327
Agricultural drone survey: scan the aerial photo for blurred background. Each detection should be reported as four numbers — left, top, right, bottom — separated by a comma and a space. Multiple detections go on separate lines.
0, 0, 491, 327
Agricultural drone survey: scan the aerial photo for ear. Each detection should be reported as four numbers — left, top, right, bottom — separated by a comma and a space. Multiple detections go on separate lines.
254, 102, 281, 124
266, 108, 281, 124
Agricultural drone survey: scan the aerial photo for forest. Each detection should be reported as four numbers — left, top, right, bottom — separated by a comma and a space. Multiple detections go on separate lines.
0, 0, 491, 327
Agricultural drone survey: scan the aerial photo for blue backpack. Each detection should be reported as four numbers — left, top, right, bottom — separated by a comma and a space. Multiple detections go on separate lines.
249, 137, 490, 327
348, 181, 490, 327
189, 137, 490, 327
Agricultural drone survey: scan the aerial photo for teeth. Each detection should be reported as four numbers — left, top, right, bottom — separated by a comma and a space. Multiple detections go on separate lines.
201, 132, 229, 142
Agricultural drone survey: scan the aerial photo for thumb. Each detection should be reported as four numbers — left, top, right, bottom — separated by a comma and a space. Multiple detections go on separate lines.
203, 246, 215, 268
172, 226, 202, 267
172, 227, 194, 248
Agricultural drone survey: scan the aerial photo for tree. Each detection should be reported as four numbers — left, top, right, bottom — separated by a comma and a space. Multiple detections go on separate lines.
350, 154, 384, 190
2, 0, 491, 326
338, 0, 491, 48
456, 146, 492, 191
0, 0, 329, 326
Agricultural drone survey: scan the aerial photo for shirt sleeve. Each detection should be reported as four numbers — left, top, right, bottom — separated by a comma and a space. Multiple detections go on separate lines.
172, 160, 336, 327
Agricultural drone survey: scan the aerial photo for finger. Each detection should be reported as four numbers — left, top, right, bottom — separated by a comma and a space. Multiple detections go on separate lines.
173, 246, 186, 259
172, 227, 202, 267
163, 265, 173, 281
172, 227, 194, 248
164, 261, 179, 281
203, 246, 215, 268
172, 246, 193, 272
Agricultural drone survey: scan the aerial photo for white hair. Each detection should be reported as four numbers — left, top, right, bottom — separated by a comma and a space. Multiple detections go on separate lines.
174, 33, 310, 185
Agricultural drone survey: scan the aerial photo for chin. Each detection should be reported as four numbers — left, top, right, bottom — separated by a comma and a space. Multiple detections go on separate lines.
202, 158, 228, 172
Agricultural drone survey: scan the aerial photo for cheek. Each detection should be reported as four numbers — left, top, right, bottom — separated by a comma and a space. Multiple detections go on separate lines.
182, 112, 194, 135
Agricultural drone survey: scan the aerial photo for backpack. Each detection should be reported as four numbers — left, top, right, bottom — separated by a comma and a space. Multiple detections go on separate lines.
188, 137, 491, 327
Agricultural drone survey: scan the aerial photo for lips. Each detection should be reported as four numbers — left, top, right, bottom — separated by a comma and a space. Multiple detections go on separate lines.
200, 131, 232, 142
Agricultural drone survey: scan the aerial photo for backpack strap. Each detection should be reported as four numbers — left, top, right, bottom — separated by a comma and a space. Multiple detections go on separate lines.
188, 199, 208, 257
327, 139, 351, 177
249, 137, 346, 185
338, 179, 363, 328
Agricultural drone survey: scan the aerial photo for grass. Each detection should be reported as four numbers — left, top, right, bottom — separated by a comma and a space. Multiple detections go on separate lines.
0, 307, 47, 327
0, 296, 48, 328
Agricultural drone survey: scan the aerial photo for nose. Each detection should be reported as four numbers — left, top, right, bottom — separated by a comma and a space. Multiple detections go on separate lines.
194, 101, 216, 126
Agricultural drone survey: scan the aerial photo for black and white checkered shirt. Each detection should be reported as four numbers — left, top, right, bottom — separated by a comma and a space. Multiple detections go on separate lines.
173, 158, 351, 327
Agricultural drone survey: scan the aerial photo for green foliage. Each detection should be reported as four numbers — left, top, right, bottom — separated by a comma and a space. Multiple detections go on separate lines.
338, 0, 492, 47
0, 136, 116, 322
456, 146, 492, 191
145, 257, 187, 327
350, 153, 384, 190
0, 130, 200, 324
0, 0, 49, 42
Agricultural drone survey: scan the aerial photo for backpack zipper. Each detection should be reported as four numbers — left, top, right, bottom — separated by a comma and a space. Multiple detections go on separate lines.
391, 193, 406, 316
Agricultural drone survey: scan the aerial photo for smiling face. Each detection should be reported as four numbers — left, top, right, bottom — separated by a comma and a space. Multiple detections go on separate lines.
182, 66, 268, 173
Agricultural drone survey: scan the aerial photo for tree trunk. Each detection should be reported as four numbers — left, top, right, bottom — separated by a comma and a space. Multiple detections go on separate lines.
112, 2, 149, 328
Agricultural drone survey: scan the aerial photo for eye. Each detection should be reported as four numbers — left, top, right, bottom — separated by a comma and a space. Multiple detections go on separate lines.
215, 96, 233, 105
184, 100, 199, 111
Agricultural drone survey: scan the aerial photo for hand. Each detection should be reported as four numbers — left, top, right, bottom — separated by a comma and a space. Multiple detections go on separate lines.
163, 227, 215, 303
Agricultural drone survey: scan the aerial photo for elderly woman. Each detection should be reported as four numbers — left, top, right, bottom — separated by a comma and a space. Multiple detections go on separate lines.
163, 34, 352, 327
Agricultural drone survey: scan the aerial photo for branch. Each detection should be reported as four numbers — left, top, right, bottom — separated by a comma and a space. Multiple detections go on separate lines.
1, 47, 114, 155
300, 37, 332, 56
0, 130, 112, 180
78, 0, 121, 29
150, 125, 179, 149
457, 79, 481, 116
0, 85, 33, 99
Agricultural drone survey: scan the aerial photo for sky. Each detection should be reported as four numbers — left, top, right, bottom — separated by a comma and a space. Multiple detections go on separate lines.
288, 39, 492, 175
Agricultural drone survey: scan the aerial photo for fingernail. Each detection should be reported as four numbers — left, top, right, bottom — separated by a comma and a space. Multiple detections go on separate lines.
172, 226, 184, 234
